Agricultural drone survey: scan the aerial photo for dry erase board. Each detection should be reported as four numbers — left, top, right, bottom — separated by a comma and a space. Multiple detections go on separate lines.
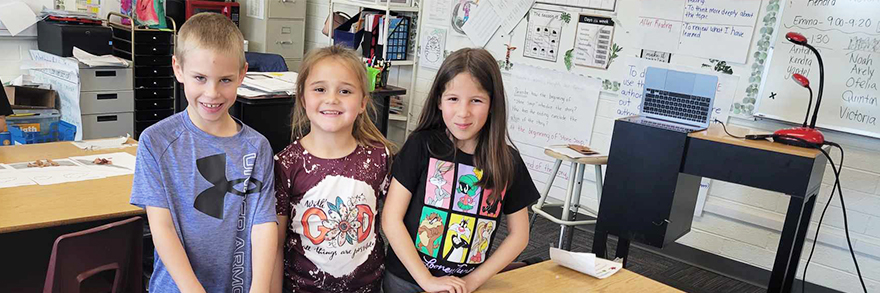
756, 0, 880, 138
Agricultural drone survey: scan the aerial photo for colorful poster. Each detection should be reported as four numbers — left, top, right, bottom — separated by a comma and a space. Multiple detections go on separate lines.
442, 213, 476, 263
415, 206, 448, 257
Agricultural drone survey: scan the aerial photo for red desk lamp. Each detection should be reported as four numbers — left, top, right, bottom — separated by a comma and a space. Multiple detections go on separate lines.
773, 32, 825, 147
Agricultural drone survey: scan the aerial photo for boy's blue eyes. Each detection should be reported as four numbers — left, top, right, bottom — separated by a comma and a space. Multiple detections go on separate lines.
192, 76, 233, 83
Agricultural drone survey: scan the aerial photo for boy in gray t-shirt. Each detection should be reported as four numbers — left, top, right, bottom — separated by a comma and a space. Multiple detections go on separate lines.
130, 13, 277, 293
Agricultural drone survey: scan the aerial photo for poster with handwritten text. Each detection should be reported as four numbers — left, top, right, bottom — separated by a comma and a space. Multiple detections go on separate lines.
636, 0, 760, 63
503, 64, 601, 204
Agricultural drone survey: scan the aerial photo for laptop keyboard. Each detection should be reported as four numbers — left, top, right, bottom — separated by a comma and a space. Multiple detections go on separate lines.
643, 88, 712, 124
636, 118, 694, 133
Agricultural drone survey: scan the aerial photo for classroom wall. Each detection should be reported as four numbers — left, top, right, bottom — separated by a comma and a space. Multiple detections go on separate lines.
0, 37, 37, 82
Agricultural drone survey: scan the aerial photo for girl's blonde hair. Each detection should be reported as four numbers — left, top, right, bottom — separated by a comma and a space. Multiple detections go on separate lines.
291, 45, 394, 151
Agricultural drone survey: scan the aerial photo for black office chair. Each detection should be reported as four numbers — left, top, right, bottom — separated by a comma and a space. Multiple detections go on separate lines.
245, 52, 289, 72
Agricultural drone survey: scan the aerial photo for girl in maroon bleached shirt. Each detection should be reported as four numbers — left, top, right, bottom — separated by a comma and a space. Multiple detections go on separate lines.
271, 45, 395, 293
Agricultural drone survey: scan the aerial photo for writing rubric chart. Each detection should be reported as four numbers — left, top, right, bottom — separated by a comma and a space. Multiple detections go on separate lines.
636, 0, 761, 63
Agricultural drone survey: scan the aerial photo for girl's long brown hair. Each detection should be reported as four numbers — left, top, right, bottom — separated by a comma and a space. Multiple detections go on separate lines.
414, 48, 515, 201
290, 45, 395, 152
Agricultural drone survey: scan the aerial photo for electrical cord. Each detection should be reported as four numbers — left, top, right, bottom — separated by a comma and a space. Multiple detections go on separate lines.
713, 121, 867, 292
714, 118, 745, 139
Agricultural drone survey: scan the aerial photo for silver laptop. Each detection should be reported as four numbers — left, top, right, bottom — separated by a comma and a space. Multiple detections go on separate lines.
636, 67, 719, 133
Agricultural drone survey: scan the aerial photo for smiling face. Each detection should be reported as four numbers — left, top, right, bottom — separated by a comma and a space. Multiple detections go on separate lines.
301, 57, 367, 137
439, 72, 491, 152
173, 47, 246, 134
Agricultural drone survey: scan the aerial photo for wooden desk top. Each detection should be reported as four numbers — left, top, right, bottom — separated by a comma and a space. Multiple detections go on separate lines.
474, 261, 682, 292
0, 140, 144, 234
543, 149, 609, 165
689, 124, 822, 159
372, 85, 407, 97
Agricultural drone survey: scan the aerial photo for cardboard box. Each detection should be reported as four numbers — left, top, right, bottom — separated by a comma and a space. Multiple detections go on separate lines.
3, 86, 57, 109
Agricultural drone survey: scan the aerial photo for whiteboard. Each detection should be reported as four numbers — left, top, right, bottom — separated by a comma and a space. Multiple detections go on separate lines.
756, 0, 880, 138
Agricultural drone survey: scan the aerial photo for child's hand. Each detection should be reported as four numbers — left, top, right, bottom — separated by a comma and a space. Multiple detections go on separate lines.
461, 274, 483, 293
418, 275, 468, 293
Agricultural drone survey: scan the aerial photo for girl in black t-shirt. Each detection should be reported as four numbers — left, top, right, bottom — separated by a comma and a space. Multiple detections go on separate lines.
381, 48, 540, 293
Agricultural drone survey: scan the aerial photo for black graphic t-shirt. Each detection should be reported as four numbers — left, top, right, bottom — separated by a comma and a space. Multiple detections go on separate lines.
385, 130, 539, 284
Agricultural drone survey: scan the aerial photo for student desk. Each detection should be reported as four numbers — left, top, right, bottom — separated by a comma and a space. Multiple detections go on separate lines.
0, 140, 143, 233
473, 261, 681, 292
0, 140, 143, 291
371, 85, 407, 136
593, 118, 826, 293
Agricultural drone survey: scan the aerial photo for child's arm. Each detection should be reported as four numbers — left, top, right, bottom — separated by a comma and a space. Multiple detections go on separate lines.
250, 221, 278, 293
146, 206, 206, 293
270, 215, 288, 293
251, 145, 280, 293
382, 179, 468, 293
461, 208, 530, 291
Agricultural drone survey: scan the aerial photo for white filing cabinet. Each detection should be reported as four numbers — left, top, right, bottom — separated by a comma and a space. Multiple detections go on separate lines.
240, 0, 306, 71
79, 65, 134, 140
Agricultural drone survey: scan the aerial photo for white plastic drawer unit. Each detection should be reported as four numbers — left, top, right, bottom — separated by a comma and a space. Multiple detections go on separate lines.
267, 0, 305, 19
266, 19, 305, 59
80, 67, 133, 92
81, 112, 134, 140
80, 91, 134, 115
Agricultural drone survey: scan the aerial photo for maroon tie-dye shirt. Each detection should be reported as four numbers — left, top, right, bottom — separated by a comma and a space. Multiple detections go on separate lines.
274, 140, 390, 293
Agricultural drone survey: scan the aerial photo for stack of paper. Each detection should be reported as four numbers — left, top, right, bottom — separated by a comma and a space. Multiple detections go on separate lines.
71, 135, 135, 150
73, 47, 130, 67
39, 8, 100, 20
238, 72, 297, 97
549, 247, 622, 279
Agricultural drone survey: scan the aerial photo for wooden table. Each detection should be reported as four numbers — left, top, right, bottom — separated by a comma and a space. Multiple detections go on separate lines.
0, 140, 146, 291
474, 261, 681, 292
0, 140, 144, 234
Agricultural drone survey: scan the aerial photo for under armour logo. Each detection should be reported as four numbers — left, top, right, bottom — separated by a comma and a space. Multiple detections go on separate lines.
194, 154, 263, 219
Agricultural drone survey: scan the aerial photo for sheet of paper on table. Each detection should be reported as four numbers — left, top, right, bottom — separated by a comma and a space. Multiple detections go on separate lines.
550, 247, 622, 279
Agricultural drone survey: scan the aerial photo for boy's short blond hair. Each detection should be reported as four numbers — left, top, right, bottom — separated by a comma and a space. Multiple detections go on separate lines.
175, 13, 245, 69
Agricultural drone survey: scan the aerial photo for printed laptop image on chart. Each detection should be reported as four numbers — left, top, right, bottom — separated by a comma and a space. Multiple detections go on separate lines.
636, 67, 718, 133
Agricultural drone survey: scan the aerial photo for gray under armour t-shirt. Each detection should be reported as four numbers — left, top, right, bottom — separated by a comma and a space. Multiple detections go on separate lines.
131, 111, 277, 293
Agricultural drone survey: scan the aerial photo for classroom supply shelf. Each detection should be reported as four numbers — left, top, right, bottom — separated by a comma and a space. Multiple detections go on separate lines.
329, 0, 422, 136
107, 12, 177, 140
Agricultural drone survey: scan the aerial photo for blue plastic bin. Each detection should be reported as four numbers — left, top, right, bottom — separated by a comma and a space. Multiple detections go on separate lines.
0, 132, 10, 146
10, 120, 76, 145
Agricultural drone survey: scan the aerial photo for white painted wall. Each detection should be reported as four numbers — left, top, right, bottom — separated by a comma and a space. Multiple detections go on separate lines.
0, 36, 38, 83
